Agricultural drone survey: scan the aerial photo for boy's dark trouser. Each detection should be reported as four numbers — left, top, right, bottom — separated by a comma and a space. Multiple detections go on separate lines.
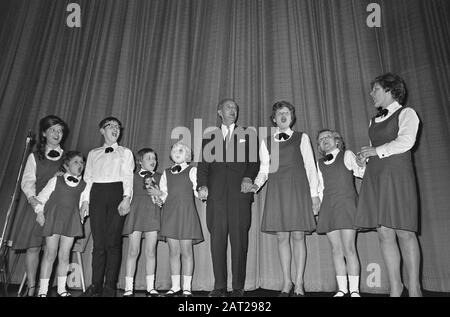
90, 182, 125, 290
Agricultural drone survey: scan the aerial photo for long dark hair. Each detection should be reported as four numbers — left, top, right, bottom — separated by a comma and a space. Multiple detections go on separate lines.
36, 115, 68, 160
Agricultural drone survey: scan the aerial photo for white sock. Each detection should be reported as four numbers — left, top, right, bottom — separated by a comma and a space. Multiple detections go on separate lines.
146, 275, 155, 292
349, 275, 360, 293
183, 275, 192, 292
125, 276, 134, 293
171, 275, 181, 292
38, 278, 50, 296
57, 276, 68, 294
336, 275, 348, 294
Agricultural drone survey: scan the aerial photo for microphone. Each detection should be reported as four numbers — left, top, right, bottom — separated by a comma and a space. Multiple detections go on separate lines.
26, 129, 33, 144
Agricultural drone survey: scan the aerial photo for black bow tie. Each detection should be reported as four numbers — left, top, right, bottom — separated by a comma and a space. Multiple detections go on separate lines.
47, 150, 60, 158
276, 132, 290, 141
67, 176, 79, 183
139, 170, 153, 178
323, 153, 334, 162
105, 147, 114, 153
171, 165, 182, 173
376, 108, 389, 118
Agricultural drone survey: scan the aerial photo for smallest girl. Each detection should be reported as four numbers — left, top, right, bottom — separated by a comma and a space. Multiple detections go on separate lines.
316, 129, 365, 297
34, 151, 89, 297
122, 148, 162, 297
150, 141, 203, 297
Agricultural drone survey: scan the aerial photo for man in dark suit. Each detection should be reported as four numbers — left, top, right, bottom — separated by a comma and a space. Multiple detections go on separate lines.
197, 99, 259, 297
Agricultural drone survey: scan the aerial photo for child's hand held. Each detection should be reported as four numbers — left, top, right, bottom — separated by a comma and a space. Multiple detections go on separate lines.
36, 211, 45, 227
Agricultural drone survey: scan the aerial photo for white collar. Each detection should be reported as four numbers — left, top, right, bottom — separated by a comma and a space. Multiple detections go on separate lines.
138, 168, 155, 177
323, 148, 341, 165
274, 127, 293, 136
221, 123, 236, 133
64, 173, 81, 187
103, 142, 119, 150
385, 101, 402, 113
171, 162, 188, 173
326, 148, 340, 157
45, 146, 63, 160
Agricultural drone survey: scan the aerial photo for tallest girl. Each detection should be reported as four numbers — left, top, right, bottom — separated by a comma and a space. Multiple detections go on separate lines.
355, 73, 422, 297
8, 115, 67, 296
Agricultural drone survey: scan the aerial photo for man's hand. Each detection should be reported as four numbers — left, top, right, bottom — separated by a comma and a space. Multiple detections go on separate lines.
197, 186, 208, 201
240, 177, 253, 193
36, 211, 45, 227
118, 196, 131, 216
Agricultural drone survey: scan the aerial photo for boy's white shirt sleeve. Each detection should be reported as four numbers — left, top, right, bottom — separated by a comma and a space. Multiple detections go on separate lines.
83, 150, 93, 202
34, 176, 57, 213
121, 148, 135, 199
190, 167, 199, 198
300, 133, 320, 197
21, 153, 37, 199
317, 161, 324, 201
159, 171, 168, 203
79, 183, 90, 207
254, 139, 269, 189
344, 150, 366, 178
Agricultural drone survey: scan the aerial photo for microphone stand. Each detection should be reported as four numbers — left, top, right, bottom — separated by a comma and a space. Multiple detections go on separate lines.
0, 130, 33, 296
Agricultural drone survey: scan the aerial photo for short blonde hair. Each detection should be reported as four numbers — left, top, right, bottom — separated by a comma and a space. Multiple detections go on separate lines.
170, 141, 192, 163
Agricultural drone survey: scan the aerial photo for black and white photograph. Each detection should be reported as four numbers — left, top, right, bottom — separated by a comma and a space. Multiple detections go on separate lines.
0, 0, 449, 307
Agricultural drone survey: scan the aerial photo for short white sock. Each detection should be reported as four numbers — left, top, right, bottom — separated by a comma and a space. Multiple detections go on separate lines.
336, 275, 348, 293
38, 278, 50, 296
171, 275, 181, 292
125, 276, 134, 292
146, 275, 155, 292
183, 275, 192, 292
57, 276, 68, 294
349, 275, 360, 293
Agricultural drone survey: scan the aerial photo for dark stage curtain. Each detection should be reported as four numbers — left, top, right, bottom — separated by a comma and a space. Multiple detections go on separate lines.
0, 0, 449, 292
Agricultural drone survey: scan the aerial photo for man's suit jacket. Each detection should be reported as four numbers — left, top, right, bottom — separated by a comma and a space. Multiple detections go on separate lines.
197, 126, 260, 202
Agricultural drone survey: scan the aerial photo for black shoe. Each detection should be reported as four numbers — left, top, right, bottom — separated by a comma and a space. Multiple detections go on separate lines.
144, 289, 160, 297
230, 289, 245, 297
208, 288, 227, 297
102, 286, 116, 297
182, 290, 193, 297
164, 289, 183, 297
123, 290, 134, 297
79, 285, 101, 297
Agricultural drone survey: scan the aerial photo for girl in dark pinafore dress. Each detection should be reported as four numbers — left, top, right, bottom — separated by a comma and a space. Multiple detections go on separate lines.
152, 141, 203, 297
7, 115, 67, 297
355, 73, 422, 297
252, 101, 320, 297
34, 151, 89, 297
122, 148, 162, 297
316, 129, 365, 297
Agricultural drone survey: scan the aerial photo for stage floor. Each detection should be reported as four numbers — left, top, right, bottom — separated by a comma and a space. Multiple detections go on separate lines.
3, 284, 449, 297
